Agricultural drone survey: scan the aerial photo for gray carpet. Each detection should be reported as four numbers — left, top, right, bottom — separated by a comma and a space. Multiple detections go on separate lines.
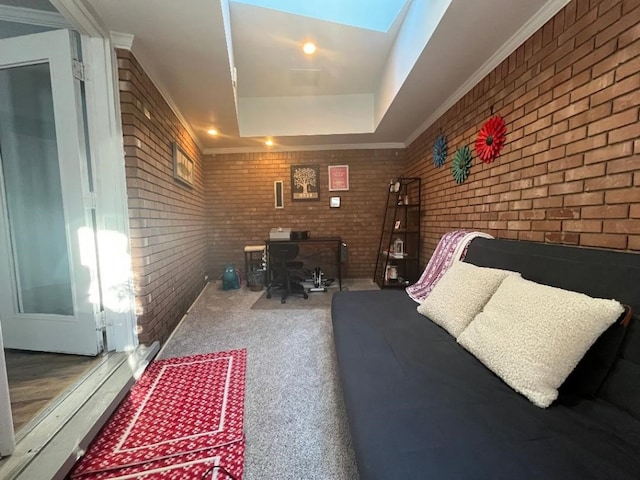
250, 283, 340, 310
157, 278, 378, 479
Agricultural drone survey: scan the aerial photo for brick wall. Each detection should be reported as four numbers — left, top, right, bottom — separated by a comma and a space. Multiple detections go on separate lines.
118, 50, 208, 344
205, 149, 406, 279
406, 0, 640, 263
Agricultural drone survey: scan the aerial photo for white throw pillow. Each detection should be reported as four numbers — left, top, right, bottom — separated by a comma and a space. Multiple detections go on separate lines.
416, 261, 519, 338
457, 275, 624, 408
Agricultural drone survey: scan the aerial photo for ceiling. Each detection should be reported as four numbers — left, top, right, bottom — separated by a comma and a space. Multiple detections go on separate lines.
2, 0, 569, 152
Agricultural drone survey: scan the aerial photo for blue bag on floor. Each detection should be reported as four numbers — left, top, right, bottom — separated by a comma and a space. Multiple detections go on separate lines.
222, 265, 240, 290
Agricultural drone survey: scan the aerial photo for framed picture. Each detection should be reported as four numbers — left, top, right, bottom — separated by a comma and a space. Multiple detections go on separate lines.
328, 165, 349, 191
291, 165, 320, 201
330, 196, 341, 208
173, 142, 194, 187
274, 180, 284, 209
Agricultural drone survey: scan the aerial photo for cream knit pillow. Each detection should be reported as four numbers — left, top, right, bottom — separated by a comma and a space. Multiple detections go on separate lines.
457, 275, 624, 408
416, 261, 519, 338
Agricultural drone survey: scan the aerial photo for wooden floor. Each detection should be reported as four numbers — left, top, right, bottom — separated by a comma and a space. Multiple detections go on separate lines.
5, 349, 103, 433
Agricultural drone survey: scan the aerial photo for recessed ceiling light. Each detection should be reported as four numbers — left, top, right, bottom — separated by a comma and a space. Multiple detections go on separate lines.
302, 42, 316, 55
207, 128, 218, 136
265, 139, 274, 147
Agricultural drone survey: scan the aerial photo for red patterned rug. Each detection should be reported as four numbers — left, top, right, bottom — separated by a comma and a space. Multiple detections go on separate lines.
71, 349, 246, 479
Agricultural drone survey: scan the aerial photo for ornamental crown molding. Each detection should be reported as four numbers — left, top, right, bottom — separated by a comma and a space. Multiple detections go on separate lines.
111, 32, 134, 50
0, 5, 71, 29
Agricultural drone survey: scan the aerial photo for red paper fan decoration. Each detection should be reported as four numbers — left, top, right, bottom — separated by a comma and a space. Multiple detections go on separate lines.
475, 115, 506, 163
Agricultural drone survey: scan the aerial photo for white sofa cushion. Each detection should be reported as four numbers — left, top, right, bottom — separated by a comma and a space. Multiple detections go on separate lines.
457, 275, 624, 408
416, 261, 518, 338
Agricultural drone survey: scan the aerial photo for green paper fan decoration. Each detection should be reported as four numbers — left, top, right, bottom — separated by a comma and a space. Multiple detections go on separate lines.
432, 134, 447, 168
452, 145, 472, 184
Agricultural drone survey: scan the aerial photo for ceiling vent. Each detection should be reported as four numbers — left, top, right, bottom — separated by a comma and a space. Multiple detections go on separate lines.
288, 69, 321, 87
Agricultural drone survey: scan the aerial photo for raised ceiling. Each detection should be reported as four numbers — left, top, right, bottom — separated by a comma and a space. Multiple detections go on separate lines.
3, 0, 570, 152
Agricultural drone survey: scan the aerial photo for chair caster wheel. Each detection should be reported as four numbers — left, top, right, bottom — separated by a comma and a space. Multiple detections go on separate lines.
303, 292, 308, 299
266, 293, 271, 299
281, 298, 286, 304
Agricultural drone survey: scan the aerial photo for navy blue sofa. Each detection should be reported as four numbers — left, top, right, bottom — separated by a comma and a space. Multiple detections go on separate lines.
332, 238, 640, 479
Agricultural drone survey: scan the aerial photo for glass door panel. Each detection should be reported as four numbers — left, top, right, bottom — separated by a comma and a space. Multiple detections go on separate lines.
0, 62, 74, 316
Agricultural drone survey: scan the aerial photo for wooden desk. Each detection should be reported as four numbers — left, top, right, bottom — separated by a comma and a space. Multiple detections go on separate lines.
265, 237, 343, 291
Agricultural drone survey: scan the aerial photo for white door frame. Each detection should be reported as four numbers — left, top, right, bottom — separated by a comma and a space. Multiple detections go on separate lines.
80, 34, 138, 353
48, 0, 138, 353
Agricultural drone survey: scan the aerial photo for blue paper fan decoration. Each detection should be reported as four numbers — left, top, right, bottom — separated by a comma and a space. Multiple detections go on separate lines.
452, 145, 472, 184
433, 134, 447, 168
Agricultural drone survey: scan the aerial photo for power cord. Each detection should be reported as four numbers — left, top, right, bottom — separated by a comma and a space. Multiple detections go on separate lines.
201, 463, 237, 480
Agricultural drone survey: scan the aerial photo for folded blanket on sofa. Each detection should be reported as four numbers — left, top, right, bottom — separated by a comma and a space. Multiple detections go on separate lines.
406, 230, 493, 303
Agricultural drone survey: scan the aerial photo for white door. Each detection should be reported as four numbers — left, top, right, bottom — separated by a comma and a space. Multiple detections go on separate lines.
0, 29, 102, 356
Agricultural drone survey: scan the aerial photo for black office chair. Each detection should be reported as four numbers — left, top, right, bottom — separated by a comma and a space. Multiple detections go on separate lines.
266, 243, 308, 303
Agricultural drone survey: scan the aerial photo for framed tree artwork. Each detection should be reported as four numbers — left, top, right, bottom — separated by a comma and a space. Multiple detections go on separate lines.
291, 165, 320, 201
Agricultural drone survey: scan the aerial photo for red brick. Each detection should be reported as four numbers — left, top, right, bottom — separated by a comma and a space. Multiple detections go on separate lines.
565, 163, 606, 181
587, 108, 638, 136
549, 181, 583, 196
510, 200, 533, 210
580, 234, 628, 249
532, 220, 562, 231
510, 179, 534, 190
572, 39, 617, 75
563, 220, 602, 233
606, 156, 640, 174
548, 156, 584, 173
585, 173, 633, 191
507, 220, 532, 231
569, 72, 615, 102
553, 70, 591, 99
534, 172, 564, 186
594, 77, 640, 111
498, 211, 519, 221
525, 115, 553, 136
552, 98, 590, 122
533, 146, 567, 164
565, 133, 607, 156
593, 46, 637, 78
564, 192, 605, 207
605, 188, 640, 204
550, 126, 587, 148
582, 205, 630, 219
522, 186, 549, 199
603, 219, 640, 234
533, 197, 563, 209
519, 231, 545, 242
545, 232, 580, 244
488, 220, 508, 230
520, 210, 546, 220
615, 55, 640, 82
404, 1, 640, 260
595, 2, 638, 47
546, 208, 580, 219
613, 89, 640, 113
609, 122, 640, 144
568, 103, 612, 129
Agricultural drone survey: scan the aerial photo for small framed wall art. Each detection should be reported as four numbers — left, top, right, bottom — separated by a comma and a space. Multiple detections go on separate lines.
291, 165, 320, 201
274, 180, 284, 209
328, 165, 349, 191
172, 142, 194, 187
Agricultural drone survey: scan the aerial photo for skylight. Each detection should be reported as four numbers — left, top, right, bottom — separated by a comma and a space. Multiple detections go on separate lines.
231, 0, 409, 32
